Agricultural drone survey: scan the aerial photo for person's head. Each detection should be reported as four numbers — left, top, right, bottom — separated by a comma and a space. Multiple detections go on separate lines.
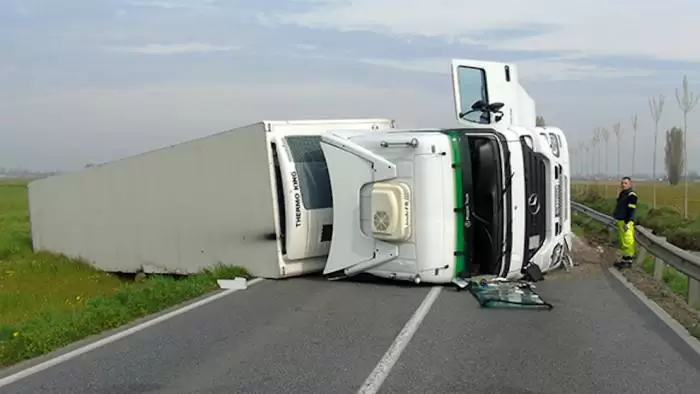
620, 176, 633, 190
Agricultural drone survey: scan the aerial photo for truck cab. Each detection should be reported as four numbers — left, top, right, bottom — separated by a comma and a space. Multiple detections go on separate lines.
450, 59, 572, 279
317, 59, 572, 283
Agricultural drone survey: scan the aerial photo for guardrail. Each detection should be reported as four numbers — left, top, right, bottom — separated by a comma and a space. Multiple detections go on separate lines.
572, 201, 700, 309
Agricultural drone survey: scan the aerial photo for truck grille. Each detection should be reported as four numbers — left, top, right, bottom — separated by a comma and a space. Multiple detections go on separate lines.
555, 164, 562, 236
520, 137, 547, 265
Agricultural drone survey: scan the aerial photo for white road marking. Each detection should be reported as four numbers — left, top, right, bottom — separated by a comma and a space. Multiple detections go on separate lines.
358, 285, 443, 394
0, 277, 265, 388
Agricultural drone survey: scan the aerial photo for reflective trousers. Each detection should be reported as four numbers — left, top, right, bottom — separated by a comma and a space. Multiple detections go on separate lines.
615, 220, 635, 258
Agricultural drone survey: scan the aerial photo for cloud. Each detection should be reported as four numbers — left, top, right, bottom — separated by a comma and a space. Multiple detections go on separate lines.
0, 79, 453, 171
15, 5, 32, 16
295, 44, 319, 51
125, 0, 220, 11
105, 43, 242, 55
354, 57, 656, 82
272, 0, 700, 62
2, 0, 700, 177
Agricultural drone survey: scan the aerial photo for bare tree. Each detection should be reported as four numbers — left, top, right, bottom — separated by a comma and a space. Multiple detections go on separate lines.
649, 94, 665, 208
584, 143, 591, 192
589, 138, 596, 177
585, 144, 591, 177
613, 122, 624, 179
630, 114, 638, 176
665, 126, 684, 185
592, 128, 602, 178
675, 75, 699, 218
601, 127, 610, 197
578, 141, 586, 177
536, 116, 546, 127
590, 131, 599, 195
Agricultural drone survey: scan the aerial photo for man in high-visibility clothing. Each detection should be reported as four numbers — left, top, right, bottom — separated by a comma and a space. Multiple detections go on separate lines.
612, 176, 638, 269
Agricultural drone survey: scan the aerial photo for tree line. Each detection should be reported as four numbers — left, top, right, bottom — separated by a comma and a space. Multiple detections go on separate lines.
567, 75, 698, 218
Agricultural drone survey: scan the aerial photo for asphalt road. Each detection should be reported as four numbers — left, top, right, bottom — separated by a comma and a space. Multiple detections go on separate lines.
2, 269, 700, 394
381, 274, 700, 393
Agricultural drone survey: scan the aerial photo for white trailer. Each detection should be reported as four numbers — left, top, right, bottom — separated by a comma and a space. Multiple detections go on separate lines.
28, 119, 396, 278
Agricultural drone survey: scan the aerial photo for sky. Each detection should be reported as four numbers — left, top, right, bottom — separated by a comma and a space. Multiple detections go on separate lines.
1, 0, 700, 176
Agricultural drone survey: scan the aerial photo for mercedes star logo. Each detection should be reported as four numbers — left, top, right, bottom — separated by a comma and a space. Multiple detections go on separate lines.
528, 193, 541, 215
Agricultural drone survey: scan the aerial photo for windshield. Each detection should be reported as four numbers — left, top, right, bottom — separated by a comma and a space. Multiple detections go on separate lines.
456, 66, 489, 124
284, 135, 333, 210
444, 129, 511, 278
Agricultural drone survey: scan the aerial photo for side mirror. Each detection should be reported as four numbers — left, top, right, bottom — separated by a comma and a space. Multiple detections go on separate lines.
471, 100, 487, 111
488, 102, 505, 112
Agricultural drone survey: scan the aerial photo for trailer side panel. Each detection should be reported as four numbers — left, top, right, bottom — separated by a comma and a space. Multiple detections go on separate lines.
28, 122, 281, 277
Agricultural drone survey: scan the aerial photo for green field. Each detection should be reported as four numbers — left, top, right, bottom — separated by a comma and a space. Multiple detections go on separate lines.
573, 180, 700, 217
573, 181, 700, 250
0, 179, 250, 366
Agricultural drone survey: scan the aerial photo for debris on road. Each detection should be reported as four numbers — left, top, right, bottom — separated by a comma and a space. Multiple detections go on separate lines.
454, 276, 554, 310
216, 277, 248, 290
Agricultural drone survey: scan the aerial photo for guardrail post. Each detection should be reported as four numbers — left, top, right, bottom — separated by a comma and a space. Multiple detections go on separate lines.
688, 278, 700, 309
635, 246, 647, 267
653, 236, 667, 281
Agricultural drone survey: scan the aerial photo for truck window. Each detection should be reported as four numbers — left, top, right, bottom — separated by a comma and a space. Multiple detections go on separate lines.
284, 135, 333, 210
457, 66, 489, 124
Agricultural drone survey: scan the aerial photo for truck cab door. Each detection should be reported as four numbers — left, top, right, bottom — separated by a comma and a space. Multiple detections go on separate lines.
450, 59, 527, 127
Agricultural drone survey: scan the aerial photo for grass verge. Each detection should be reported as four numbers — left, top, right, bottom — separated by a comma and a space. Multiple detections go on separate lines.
0, 179, 251, 367
572, 209, 690, 298
572, 222, 585, 237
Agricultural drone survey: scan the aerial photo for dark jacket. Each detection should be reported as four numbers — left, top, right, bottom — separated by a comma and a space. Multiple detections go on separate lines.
612, 188, 638, 223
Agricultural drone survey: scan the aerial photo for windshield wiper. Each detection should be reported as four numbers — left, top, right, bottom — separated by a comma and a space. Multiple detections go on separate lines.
495, 171, 514, 270
499, 171, 514, 209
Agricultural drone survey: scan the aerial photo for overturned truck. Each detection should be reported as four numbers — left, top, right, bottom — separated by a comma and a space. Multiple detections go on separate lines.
28, 58, 572, 284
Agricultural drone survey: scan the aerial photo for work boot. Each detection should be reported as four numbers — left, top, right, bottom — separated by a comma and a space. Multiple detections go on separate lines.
614, 256, 633, 270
